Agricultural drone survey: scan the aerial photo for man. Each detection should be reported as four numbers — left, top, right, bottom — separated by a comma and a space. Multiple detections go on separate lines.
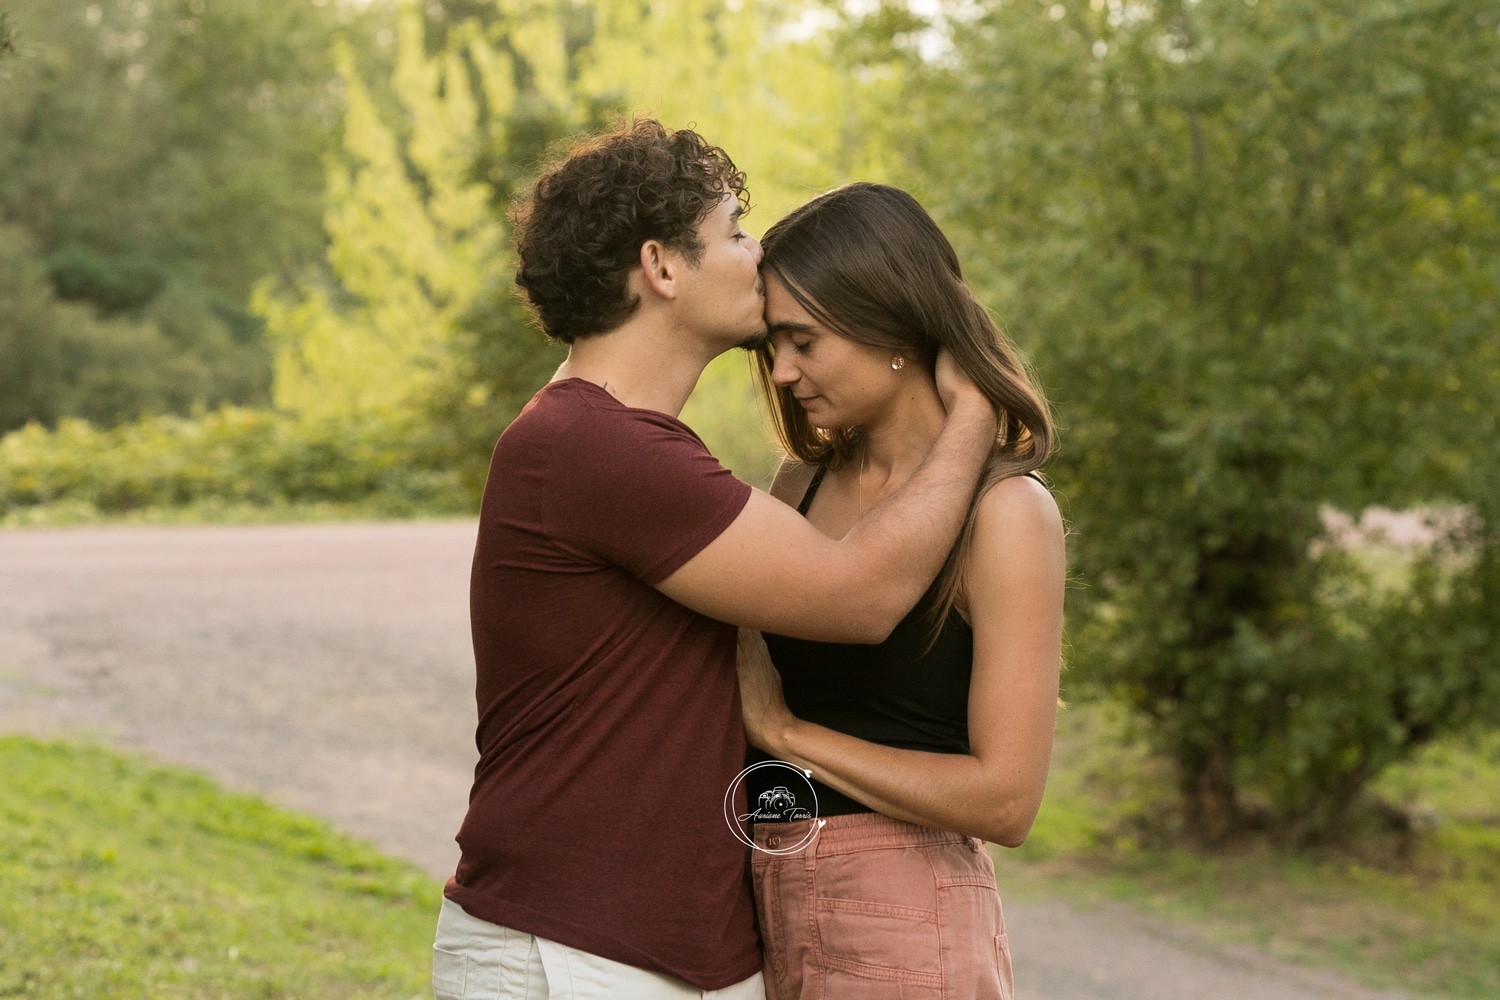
433, 119, 997, 1000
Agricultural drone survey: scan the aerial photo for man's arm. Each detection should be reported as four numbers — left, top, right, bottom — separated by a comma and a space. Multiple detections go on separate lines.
656, 358, 996, 642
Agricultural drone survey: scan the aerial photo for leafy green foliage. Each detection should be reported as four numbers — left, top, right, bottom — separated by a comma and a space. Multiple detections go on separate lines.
889, 0, 1500, 840
423, 269, 566, 498
264, 0, 871, 488
0, 0, 351, 295
0, 224, 267, 433
0, 408, 468, 519
0, 737, 438, 998
0, 0, 393, 429
45, 245, 168, 315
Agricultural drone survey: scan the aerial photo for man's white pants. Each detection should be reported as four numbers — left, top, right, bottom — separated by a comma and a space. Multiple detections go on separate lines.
433, 898, 765, 1000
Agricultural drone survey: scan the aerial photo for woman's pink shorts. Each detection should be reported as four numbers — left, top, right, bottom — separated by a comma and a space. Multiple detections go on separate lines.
751, 812, 1015, 999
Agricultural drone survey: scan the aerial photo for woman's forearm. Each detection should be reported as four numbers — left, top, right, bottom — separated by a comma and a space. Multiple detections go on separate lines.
767, 717, 1044, 848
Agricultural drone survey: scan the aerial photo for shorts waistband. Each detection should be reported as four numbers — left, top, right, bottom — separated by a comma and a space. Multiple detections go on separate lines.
751, 811, 979, 857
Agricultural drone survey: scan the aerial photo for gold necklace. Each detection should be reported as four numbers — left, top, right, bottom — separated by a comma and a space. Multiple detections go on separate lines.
857, 447, 867, 519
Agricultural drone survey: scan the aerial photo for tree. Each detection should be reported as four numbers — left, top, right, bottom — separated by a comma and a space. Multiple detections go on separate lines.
0, 224, 268, 433
267, 0, 898, 492
0, 0, 391, 428
894, 0, 1500, 841
258, 10, 502, 425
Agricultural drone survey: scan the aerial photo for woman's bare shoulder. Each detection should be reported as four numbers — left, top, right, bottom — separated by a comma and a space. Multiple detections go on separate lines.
956, 473, 1066, 629
768, 456, 819, 507
970, 474, 1066, 563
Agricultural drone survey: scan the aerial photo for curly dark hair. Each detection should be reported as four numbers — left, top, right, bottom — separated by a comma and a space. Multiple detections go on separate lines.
510, 118, 749, 344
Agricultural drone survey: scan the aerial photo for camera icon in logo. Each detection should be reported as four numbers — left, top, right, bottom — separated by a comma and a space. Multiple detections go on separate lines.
758, 786, 797, 815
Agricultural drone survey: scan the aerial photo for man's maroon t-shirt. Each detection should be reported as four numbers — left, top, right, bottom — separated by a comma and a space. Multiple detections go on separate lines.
445, 378, 759, 989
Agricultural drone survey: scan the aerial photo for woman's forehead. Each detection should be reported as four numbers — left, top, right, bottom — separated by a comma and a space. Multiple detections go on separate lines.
764, 276, 821, 330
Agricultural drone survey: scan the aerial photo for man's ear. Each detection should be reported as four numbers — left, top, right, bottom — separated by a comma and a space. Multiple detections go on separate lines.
638, 239, 680, 301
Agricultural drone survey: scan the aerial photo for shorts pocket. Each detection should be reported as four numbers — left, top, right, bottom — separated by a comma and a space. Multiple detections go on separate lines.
432, 945, 468, 999
932, 844, 1008, 1000
996, 931, 1016, 1000
815, 896, 943, 990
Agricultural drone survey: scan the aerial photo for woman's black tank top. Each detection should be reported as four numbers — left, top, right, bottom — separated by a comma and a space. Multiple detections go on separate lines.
744, 467, 975, 820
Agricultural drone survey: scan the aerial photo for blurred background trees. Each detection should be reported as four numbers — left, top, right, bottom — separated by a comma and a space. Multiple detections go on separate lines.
1, 0, 1497, 845
0, 0, 385, 431
878, 0, 1500, 842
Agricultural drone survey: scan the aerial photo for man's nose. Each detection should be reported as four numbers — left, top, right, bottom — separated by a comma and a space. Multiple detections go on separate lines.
747, 233, 764, 265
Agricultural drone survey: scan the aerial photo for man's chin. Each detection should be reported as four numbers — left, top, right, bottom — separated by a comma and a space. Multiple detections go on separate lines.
737, 328, 770, 352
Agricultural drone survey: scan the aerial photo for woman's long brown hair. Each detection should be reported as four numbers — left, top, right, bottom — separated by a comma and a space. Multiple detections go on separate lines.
753, 182, 1055, 636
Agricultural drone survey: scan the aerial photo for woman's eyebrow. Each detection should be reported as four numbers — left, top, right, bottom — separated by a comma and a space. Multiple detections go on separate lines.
767, 320, 817, 335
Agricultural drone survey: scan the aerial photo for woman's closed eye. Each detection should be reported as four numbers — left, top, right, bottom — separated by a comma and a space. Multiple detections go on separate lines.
769, 332, 812, 357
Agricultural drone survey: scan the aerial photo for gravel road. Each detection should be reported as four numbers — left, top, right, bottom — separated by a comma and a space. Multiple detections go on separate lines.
0, 522, 1407, 1000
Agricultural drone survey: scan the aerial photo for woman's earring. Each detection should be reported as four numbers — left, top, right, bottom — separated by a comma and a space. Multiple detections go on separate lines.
891, 354, 906, 371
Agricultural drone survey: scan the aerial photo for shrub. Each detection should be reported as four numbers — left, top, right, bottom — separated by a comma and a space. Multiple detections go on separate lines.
0, 408, 472, 519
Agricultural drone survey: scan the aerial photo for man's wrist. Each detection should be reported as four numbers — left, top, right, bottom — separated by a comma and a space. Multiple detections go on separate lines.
947, 391, 998, 439
944, 382, 984, 415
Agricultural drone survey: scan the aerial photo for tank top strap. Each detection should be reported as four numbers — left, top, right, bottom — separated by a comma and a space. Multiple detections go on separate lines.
797, 466, 828, 516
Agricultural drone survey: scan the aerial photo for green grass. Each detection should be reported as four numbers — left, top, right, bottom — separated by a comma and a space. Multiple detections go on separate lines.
992, 704, 1500, 999
0, 737, 440, 999
5, 692, 1492, 999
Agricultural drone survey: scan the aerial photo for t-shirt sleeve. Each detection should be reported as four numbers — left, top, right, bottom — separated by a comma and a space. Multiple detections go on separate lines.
546, 405, 753, 585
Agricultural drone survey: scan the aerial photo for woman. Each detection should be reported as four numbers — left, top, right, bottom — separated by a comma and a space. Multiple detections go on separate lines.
737, 183, 1065, 1000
